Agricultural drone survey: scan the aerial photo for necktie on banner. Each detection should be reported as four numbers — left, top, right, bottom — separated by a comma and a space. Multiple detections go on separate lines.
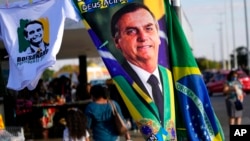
72, 0, 224, 140
147, 74, 164, 125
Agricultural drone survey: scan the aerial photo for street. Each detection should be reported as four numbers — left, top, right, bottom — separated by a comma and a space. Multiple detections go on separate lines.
210, 93, 250, 141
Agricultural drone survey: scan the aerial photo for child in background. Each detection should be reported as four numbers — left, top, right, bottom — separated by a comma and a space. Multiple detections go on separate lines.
63, 108, 90, 141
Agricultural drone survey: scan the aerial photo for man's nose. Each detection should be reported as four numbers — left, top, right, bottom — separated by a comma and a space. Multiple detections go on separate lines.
137, 31, 148, 42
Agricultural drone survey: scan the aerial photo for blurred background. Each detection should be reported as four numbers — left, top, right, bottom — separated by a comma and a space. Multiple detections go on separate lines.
0, 0, 249, 140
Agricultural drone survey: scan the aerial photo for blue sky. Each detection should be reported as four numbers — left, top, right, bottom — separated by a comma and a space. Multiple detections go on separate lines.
182, 0, 250, 61
52, 0, 250, 71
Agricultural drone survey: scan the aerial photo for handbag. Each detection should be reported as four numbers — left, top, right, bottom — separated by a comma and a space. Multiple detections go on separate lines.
234, 85, 244, 111
234, 98, 243, 111
109, 100, 128, 136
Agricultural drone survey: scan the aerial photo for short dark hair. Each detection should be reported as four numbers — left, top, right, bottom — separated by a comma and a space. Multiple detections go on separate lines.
23, 20, 44, 37
90, 84, 109, 99
227, 69, 238, 81
110, 3, 155, 38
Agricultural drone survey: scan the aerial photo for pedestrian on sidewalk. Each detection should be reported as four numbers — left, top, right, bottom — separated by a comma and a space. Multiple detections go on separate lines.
223, 69, 244, 125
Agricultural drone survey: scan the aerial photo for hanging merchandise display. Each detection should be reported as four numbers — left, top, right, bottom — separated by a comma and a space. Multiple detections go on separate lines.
0, 0, 81, 90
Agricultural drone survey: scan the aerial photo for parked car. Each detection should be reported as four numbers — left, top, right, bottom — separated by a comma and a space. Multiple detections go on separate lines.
206, 70, 250, 96
202, 70, 216, 84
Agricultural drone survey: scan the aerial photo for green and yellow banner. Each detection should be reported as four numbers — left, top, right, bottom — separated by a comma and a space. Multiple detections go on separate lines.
72, 0, 224, 140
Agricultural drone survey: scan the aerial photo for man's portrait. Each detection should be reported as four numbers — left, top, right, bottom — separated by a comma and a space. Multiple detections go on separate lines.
110, 2, 175, 140
73, 1, 224, 140
23, 20, 49, 54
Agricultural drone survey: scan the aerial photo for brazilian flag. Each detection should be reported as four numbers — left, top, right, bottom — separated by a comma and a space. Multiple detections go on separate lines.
164, 1, 224, 141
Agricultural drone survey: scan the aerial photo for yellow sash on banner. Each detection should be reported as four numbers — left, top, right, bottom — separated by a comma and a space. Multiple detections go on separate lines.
0, 114, 5, 130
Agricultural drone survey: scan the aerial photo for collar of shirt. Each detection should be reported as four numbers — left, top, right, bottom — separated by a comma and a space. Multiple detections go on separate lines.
30, 43, 46, 52
127, 61, 162, 99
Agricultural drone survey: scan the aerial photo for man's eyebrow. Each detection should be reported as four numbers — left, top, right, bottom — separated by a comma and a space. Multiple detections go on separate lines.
124, 26, 136, 31
145, 23, 154, 27
124, 23, 154, 30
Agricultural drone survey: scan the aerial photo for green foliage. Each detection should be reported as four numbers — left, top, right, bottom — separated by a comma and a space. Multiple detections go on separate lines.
58, 65, 79, 73
196, 57, 221, 71
42, 69, 54, 82
195, 46, 249, 71
53, 65, 79, 78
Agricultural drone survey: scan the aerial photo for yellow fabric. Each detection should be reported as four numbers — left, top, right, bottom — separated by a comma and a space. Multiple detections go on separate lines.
173, 67, 201, 81
0, 114, 5, 130
144, 0, 164, 20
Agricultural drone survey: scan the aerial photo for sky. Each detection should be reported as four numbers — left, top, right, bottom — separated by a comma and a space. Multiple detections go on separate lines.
51, 0, 250, 71
49, 58, 79, 71
181, 0, 250, 62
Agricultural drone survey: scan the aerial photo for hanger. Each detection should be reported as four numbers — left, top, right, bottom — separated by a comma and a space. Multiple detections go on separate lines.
4, 0, 33, 8
5, 0, 8, 8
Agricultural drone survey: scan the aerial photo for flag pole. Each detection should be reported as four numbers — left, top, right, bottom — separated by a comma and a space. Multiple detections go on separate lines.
230, 0, 238, 69
244, 0, 250, 73
171, 0, 181, 22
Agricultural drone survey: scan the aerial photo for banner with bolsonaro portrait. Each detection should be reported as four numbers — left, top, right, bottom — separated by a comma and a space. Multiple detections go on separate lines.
72, 0, 224, 140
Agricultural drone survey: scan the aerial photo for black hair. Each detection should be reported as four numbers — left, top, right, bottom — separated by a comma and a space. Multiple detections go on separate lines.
65, 108, 87, 140
90, 84, 109, 99
227, 70, 238, 81
23, 20, 44, 37
110, 2, 155, 38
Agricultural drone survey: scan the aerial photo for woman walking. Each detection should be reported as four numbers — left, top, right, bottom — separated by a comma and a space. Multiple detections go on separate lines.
85, 84, 130, 141
223, 69, 244, 125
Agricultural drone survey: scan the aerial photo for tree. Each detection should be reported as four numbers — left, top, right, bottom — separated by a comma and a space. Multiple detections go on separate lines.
229, 46, 248, 69
196, 57, 221, 71
236, 46, 248, 68
42, 69, 54, 82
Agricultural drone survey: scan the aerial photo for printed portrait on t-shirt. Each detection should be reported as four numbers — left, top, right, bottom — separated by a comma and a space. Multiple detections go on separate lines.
16, 18, 50, 66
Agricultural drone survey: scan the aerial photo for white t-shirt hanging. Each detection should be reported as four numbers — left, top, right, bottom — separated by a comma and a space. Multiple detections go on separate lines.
0, 0, 81, 90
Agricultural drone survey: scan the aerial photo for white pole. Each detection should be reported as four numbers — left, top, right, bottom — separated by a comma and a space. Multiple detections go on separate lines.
219, 19, 226, 70
213, 43, 216, 62
244, 0, 250, 72
224, 0, 231, 70
230, 0, 238, 69
171, 0, 181, 21
171, 0, 181, 6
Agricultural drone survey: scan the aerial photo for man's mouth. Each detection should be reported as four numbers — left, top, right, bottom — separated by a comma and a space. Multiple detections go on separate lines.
137, 45, 152, 49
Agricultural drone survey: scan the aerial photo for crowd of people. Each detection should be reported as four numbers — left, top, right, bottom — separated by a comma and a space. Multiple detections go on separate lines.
14, 74, 89, 139
12, 72, 138, 140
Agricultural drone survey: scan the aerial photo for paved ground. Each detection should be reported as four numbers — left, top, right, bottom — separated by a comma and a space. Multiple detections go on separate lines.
210, 93, 250, 141
27, 130, 144, 141
28, 93, 250, 141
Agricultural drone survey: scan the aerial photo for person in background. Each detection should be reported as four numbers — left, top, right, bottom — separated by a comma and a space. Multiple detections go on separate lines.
30, 79, 56, 139
75, 82, 92, 101
84, 84, 131, 141
31, 79, 48, 104
223, 69, 244, 125
63, 108, 90, 141
106, 79, 136, 132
